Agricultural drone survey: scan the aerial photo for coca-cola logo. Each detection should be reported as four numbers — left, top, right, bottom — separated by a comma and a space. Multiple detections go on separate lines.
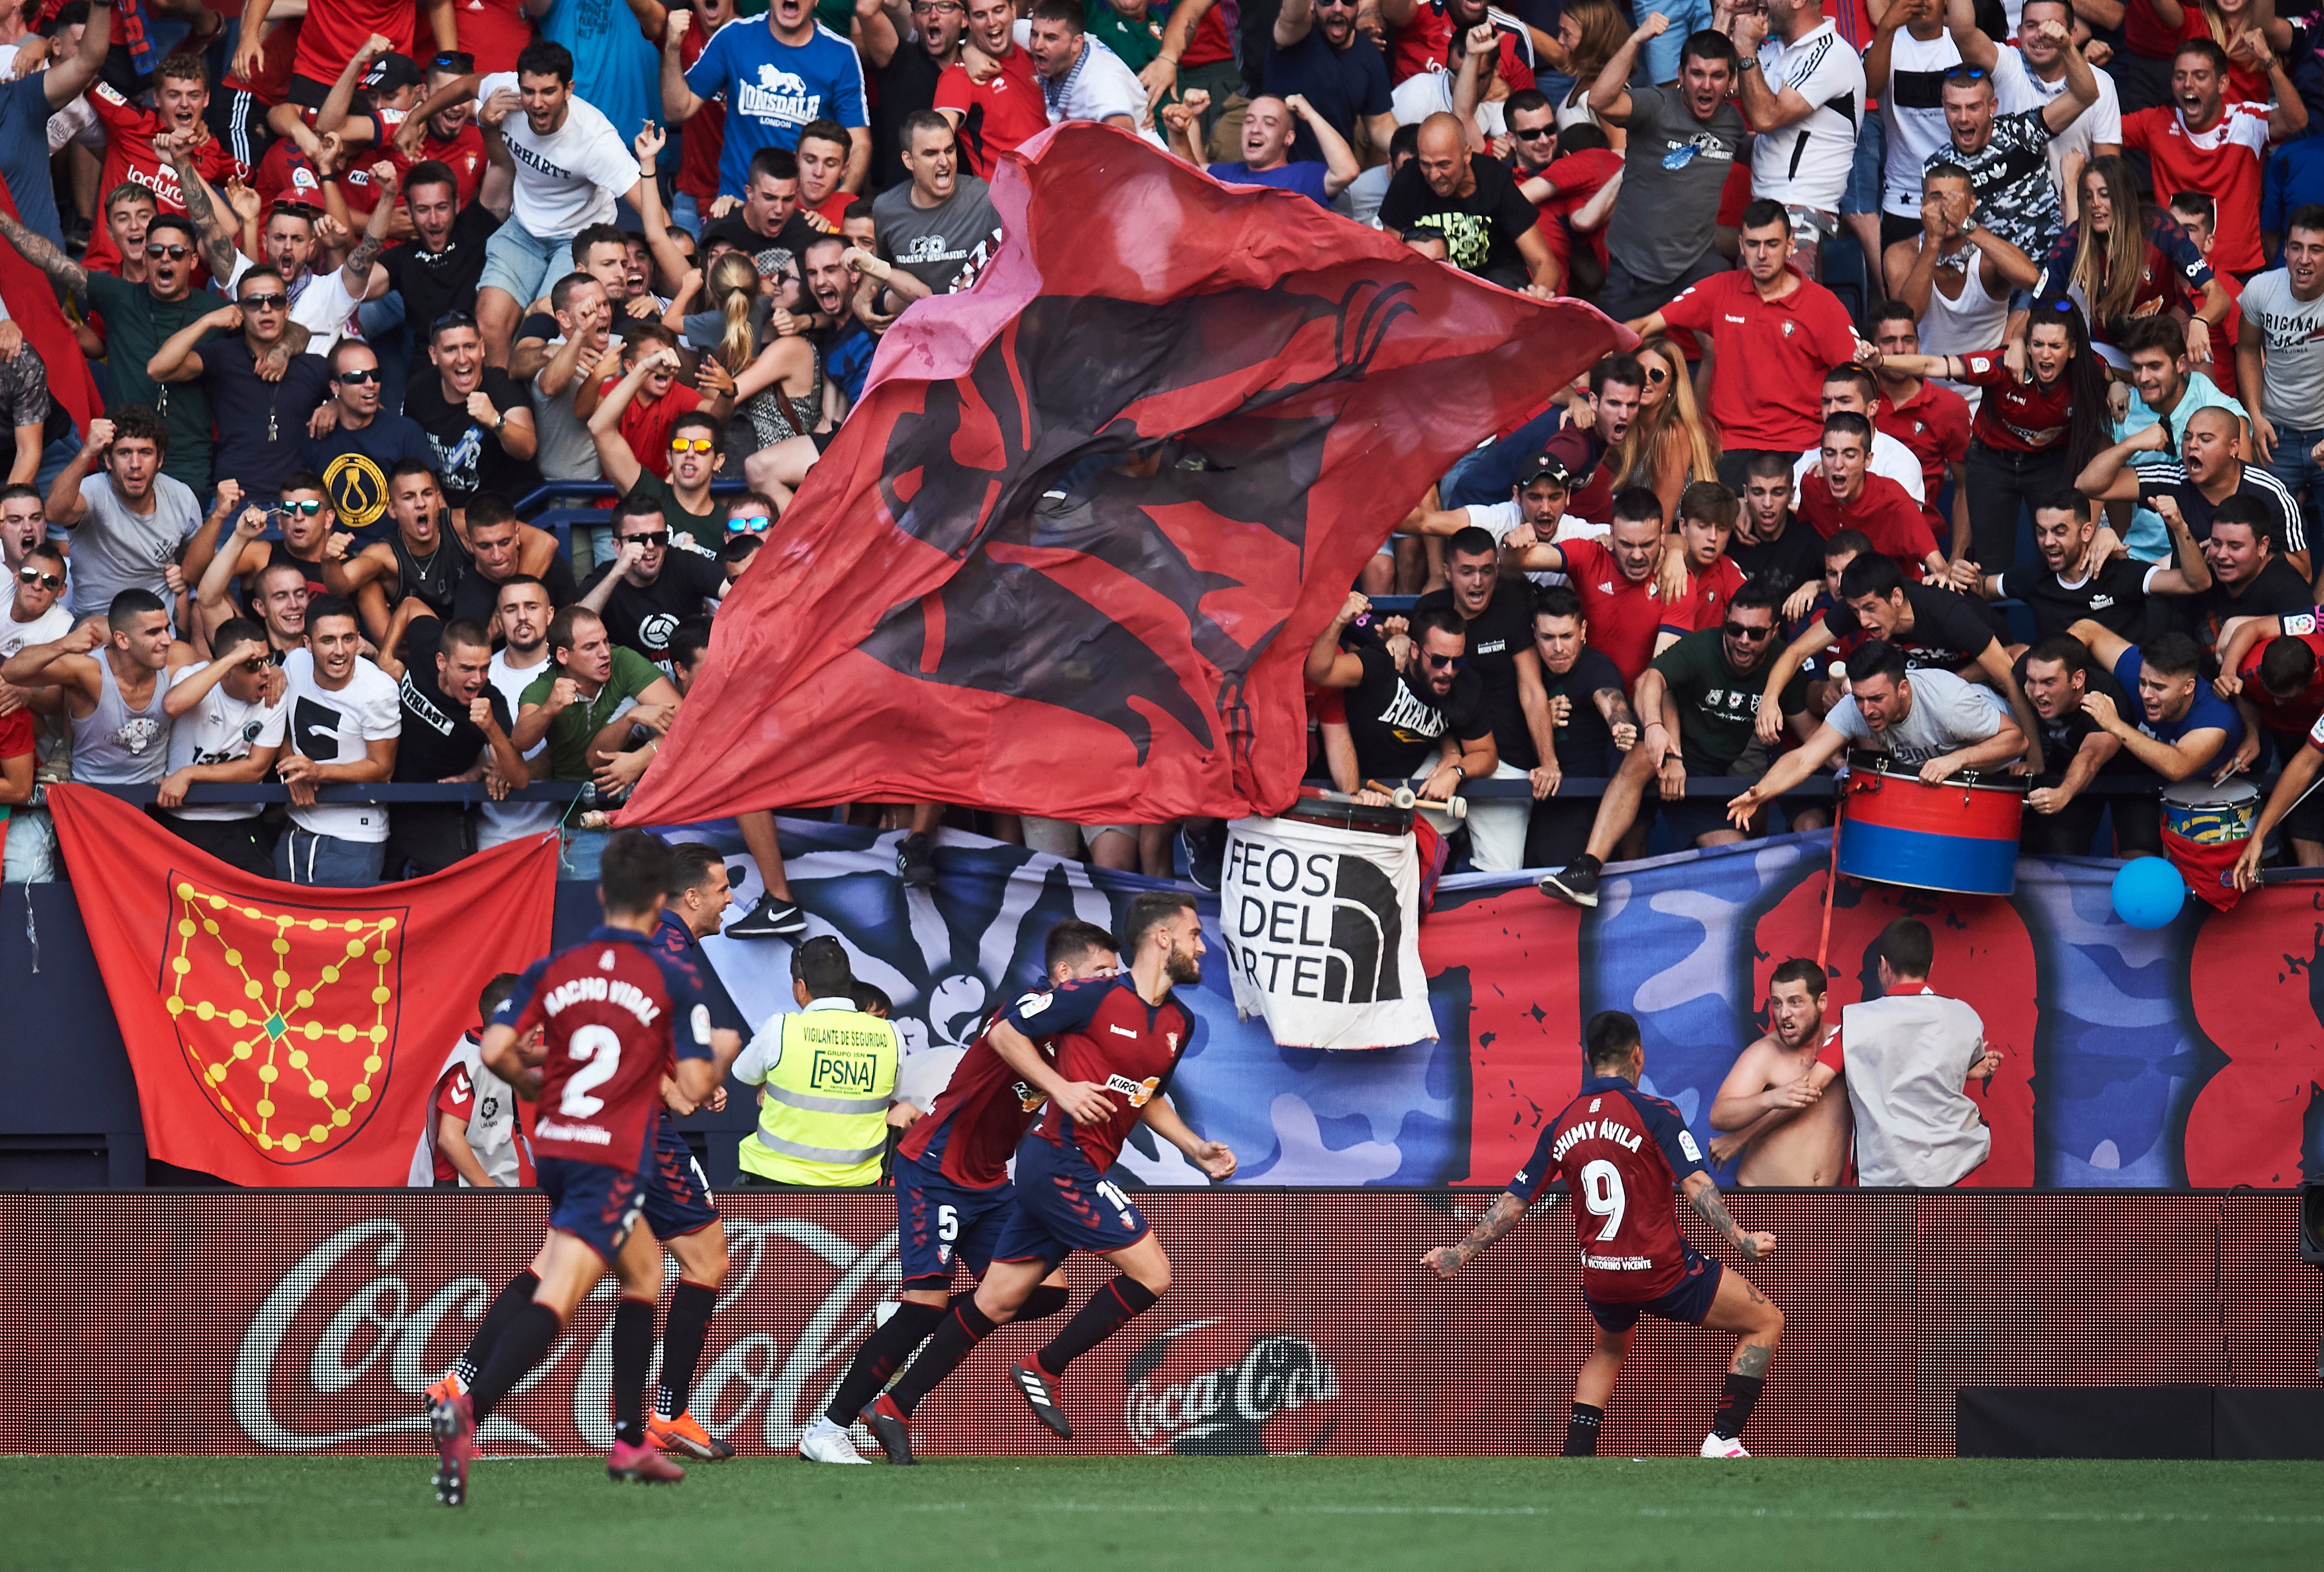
1123, 1318, 1339, 1455
231, 1215, 898, 1453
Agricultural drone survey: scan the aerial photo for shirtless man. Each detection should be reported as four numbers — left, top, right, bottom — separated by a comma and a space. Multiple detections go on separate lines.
1705, 958, 1848, 1188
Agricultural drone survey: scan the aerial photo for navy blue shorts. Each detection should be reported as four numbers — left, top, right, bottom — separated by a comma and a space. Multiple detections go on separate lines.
1583, 1244, 1724, 1333
894, 1149, 1016, 1289
642, 1114, 719, 1241
539, 1153, 648, 1264
992, 1134, 1149, 1270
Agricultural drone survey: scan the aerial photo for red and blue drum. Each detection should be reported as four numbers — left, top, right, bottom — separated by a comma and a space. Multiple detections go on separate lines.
1836, 754, 2027, 897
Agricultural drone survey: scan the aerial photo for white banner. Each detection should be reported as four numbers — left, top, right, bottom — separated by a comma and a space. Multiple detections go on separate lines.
1220, 816, 1436, 1051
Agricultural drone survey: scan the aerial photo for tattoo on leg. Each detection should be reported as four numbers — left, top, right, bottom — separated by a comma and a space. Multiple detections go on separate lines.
1734, 1344, 1771, 1378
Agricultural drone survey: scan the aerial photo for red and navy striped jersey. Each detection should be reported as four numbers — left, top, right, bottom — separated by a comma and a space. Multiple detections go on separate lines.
1020, 976, 1193, 1173
1509, 1074, 1707, 1302
499, 925, 713, 1170
896, 989, 1060, 1189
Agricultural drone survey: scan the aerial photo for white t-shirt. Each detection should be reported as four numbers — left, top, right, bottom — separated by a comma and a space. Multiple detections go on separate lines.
1879, 28, 1962, 218
1753, 21, 1865, 214
1390, 72, 1509, 137
1794, 431, 1928, 503
164, 665, 286, 821
476, 73, 639, 240
1992, 46, 2120, 194
226, 251, 359, 357
0, 599, 69, 661
279, 648, 401, 842
477, 647, 555, 847
1465, 502, 1607, 585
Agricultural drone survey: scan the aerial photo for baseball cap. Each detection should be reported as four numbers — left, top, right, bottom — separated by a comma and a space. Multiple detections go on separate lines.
363, 53, 424, 93
1517, 454, 1571, 489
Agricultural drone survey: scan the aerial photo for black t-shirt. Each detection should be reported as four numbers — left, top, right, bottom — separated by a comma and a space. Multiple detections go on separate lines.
575, 547, 725, 662
380, 204, 498, 335
203, 339, 333, 500
2191, 559, 2314, 653
402, 366, 542, 507
451, 551, 579, 626
1728, 517, 1826, 603
1378, 155, 1539, 284
1540, 645, 1626, 776
1342, 639, 1489, 780
2013, 654, 2143, 782
871, 44, 945, 190
392, 617, 512, 782
1414, 579, 1538, 768
1822, 581, 1996, 669
2135, 460, 2304, 556
1264, 26, 1392, 164
2000, 555, 2155, 644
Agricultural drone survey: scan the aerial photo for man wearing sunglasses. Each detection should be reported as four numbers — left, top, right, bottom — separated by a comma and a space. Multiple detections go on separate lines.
146, 264, 332, 507
1265, 0, 1395, 170
1306, 592, 1499, 832
1408, 526, 1552, 871
575, 496, 727, 667
2, 539, 71, 672
303, 340, 441, 542
723, 491, 780, 542
156, 621, 286, 878
590, 363, 733, 549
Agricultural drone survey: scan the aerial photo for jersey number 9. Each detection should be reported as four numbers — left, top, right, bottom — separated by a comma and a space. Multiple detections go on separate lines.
1579, 1158, 1627, 1242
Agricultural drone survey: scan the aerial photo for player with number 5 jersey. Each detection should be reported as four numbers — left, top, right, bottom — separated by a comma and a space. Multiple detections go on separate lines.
1423, 1010, 1786, 1460
865, 893, 1237, 1455
428, 832, 740, 1506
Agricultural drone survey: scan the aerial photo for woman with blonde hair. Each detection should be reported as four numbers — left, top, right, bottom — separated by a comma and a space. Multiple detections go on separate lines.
666, 248, 838, 484
1611, 335, 1720, 519
1550, 0, 1628, 148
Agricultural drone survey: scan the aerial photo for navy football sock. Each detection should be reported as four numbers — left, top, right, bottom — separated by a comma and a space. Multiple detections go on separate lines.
886, 1300, 997, 1418
611, 1295, 658, 1448
469, 1301, 560, 1423
454, 1269, 539, 1387
1036, 1275, 1158, 1378
1711, 1372, 1765, 1440
1013, 1283, 1073, 1325
1565, 1402, 1605, 1457
823, 1300, 948, 1427
654, 1280, 718, 1423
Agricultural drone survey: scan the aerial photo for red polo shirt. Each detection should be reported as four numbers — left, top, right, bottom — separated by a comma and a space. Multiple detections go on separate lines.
1658, 267, 1860, 452
935, 47, 1049, 179
1875, 377, 1972, 525
1678, 554, 1747, 633
1796, 472, 1943, 578
1558, 537, 1687, 685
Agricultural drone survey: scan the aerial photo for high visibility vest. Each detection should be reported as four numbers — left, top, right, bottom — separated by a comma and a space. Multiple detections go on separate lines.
737, 1006, 899, 1186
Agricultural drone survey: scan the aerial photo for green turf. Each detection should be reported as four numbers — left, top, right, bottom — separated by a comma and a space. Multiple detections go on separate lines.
6, 1455, 2320, 1571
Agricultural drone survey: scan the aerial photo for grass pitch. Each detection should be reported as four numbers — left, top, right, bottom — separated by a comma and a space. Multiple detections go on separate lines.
6, 1455, 2320, 1571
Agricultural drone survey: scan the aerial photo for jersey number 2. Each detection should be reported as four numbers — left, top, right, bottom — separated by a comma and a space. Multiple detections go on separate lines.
561, 1024, 622, 1117
1578, 1159, 1627, 1242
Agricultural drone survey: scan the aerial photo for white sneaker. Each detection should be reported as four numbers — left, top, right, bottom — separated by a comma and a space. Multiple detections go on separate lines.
1700, 1432, 1750, 1458
798, 1417, 870, 1464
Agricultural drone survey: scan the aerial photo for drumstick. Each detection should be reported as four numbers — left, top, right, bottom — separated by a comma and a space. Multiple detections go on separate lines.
1362, 779, 1470, 820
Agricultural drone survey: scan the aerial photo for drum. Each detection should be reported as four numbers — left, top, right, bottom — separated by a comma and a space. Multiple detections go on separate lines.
1835, 753, 2027, 897
1284, 790, 1413, 838
2159, 777, 2259, 845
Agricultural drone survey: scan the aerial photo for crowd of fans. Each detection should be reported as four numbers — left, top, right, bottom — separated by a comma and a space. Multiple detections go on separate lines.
3, 0, 2324, 910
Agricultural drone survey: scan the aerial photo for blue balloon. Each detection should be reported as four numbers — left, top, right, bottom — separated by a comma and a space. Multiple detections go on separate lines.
2110, 857, 2186, 929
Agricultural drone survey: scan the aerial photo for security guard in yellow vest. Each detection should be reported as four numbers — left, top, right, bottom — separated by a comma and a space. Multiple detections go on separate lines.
734, 937, 900, 1186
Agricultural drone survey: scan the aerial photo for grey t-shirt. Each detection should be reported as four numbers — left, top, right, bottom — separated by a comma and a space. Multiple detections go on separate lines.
1607, 86, 1745, 289
528, 343, 604, 486
872, 176, 1003, 295
2239, 269, 2324, 430
68, 472, 203, 619
1826, 667, 2006, 766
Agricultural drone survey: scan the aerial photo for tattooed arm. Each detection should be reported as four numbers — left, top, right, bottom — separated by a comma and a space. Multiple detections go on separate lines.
0, 206, 88, 298
1681, 1171, 1776, 1263
163, 136, 245, 283
1423, 1190, 1539, 1279
340, 164, 399, 301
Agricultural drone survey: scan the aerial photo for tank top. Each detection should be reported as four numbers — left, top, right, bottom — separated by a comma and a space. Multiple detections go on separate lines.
1915, 243, 2007, 416
735, 344, 825, 454
390, 528, 469, 619
71, 652, 172, 784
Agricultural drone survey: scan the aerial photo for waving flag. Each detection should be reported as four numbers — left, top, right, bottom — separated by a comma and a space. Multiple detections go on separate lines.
617, 124, 1630, 829
47, 786, 558, 1186
0, 181, 104, 440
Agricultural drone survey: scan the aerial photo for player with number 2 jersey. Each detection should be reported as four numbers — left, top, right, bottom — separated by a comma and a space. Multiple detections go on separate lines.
1424, 1010, 1787, 1459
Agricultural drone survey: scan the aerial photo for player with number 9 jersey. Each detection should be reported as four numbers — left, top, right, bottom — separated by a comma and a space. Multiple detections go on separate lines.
1510, 1073, 1712, 1314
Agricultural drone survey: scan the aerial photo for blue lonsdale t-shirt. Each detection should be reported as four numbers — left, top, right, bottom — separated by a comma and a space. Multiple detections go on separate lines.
1207, 159, 1333, 207
687, 18, 869, 197
2113, 646, 2241, 777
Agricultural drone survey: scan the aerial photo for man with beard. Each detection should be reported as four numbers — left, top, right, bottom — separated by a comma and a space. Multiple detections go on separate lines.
170, 137, 390, 361
1166, 90, 1358, 208
1023, 2, 1145, 134
403, 311, 541, 516
1379, 113, 1558, 294
804, 236, 875, 404
574, 494, 727, 670
81, 52, 251, 277
1952, 490, 2207, 644
157, 621, 287, 877
2123, 39, 2304, 280
1264, 0, 1394, 168
1503, 488, 1687, 685
145, 264, 330, 507
477, 575, 557, 852
2014, 635, 2135, 858
378, 160, 509, 348
334, 461, 471, 642
1411, 527, 1552, 870
512, 605, 680, 875
384, 51, 490, 206
449, 495, 576, 625
375, 616, 524, 878
303, 341, 442, 542
44, 408, 206, 621
869, 111, 1002, 301
1706, 958, 1847, 1188
871, 892, 1233, 1447
1305, 593, 1499, 814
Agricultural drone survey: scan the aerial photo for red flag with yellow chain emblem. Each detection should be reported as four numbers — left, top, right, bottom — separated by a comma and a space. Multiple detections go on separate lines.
47, 786, 558, 1185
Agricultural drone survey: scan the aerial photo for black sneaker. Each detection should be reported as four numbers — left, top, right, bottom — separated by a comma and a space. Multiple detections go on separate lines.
864, 1394, 917, 1465
1180, 819, 1227, 892
1010, 1357, 1073, 1439
724, 892, 806, 939
898, 832, 936, 888
1538, 860, 1600, 909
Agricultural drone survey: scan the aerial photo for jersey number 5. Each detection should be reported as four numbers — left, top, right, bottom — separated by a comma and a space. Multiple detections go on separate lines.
1578, 1158, 1627, 1242
561, 1024, 623, 1117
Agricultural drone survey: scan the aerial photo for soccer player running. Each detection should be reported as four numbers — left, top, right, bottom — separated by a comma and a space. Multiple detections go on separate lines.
800, 918, 1122, 1465
429, 831, 742, 1504
1424, 1010, 1784, 1459
866, 893, 1235, 1453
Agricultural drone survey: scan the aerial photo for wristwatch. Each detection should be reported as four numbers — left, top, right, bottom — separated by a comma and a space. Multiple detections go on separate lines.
1738, 54, 1759, 71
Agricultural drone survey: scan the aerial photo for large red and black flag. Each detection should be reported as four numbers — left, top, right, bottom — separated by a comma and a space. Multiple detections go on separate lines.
619, 125, 1630, 828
